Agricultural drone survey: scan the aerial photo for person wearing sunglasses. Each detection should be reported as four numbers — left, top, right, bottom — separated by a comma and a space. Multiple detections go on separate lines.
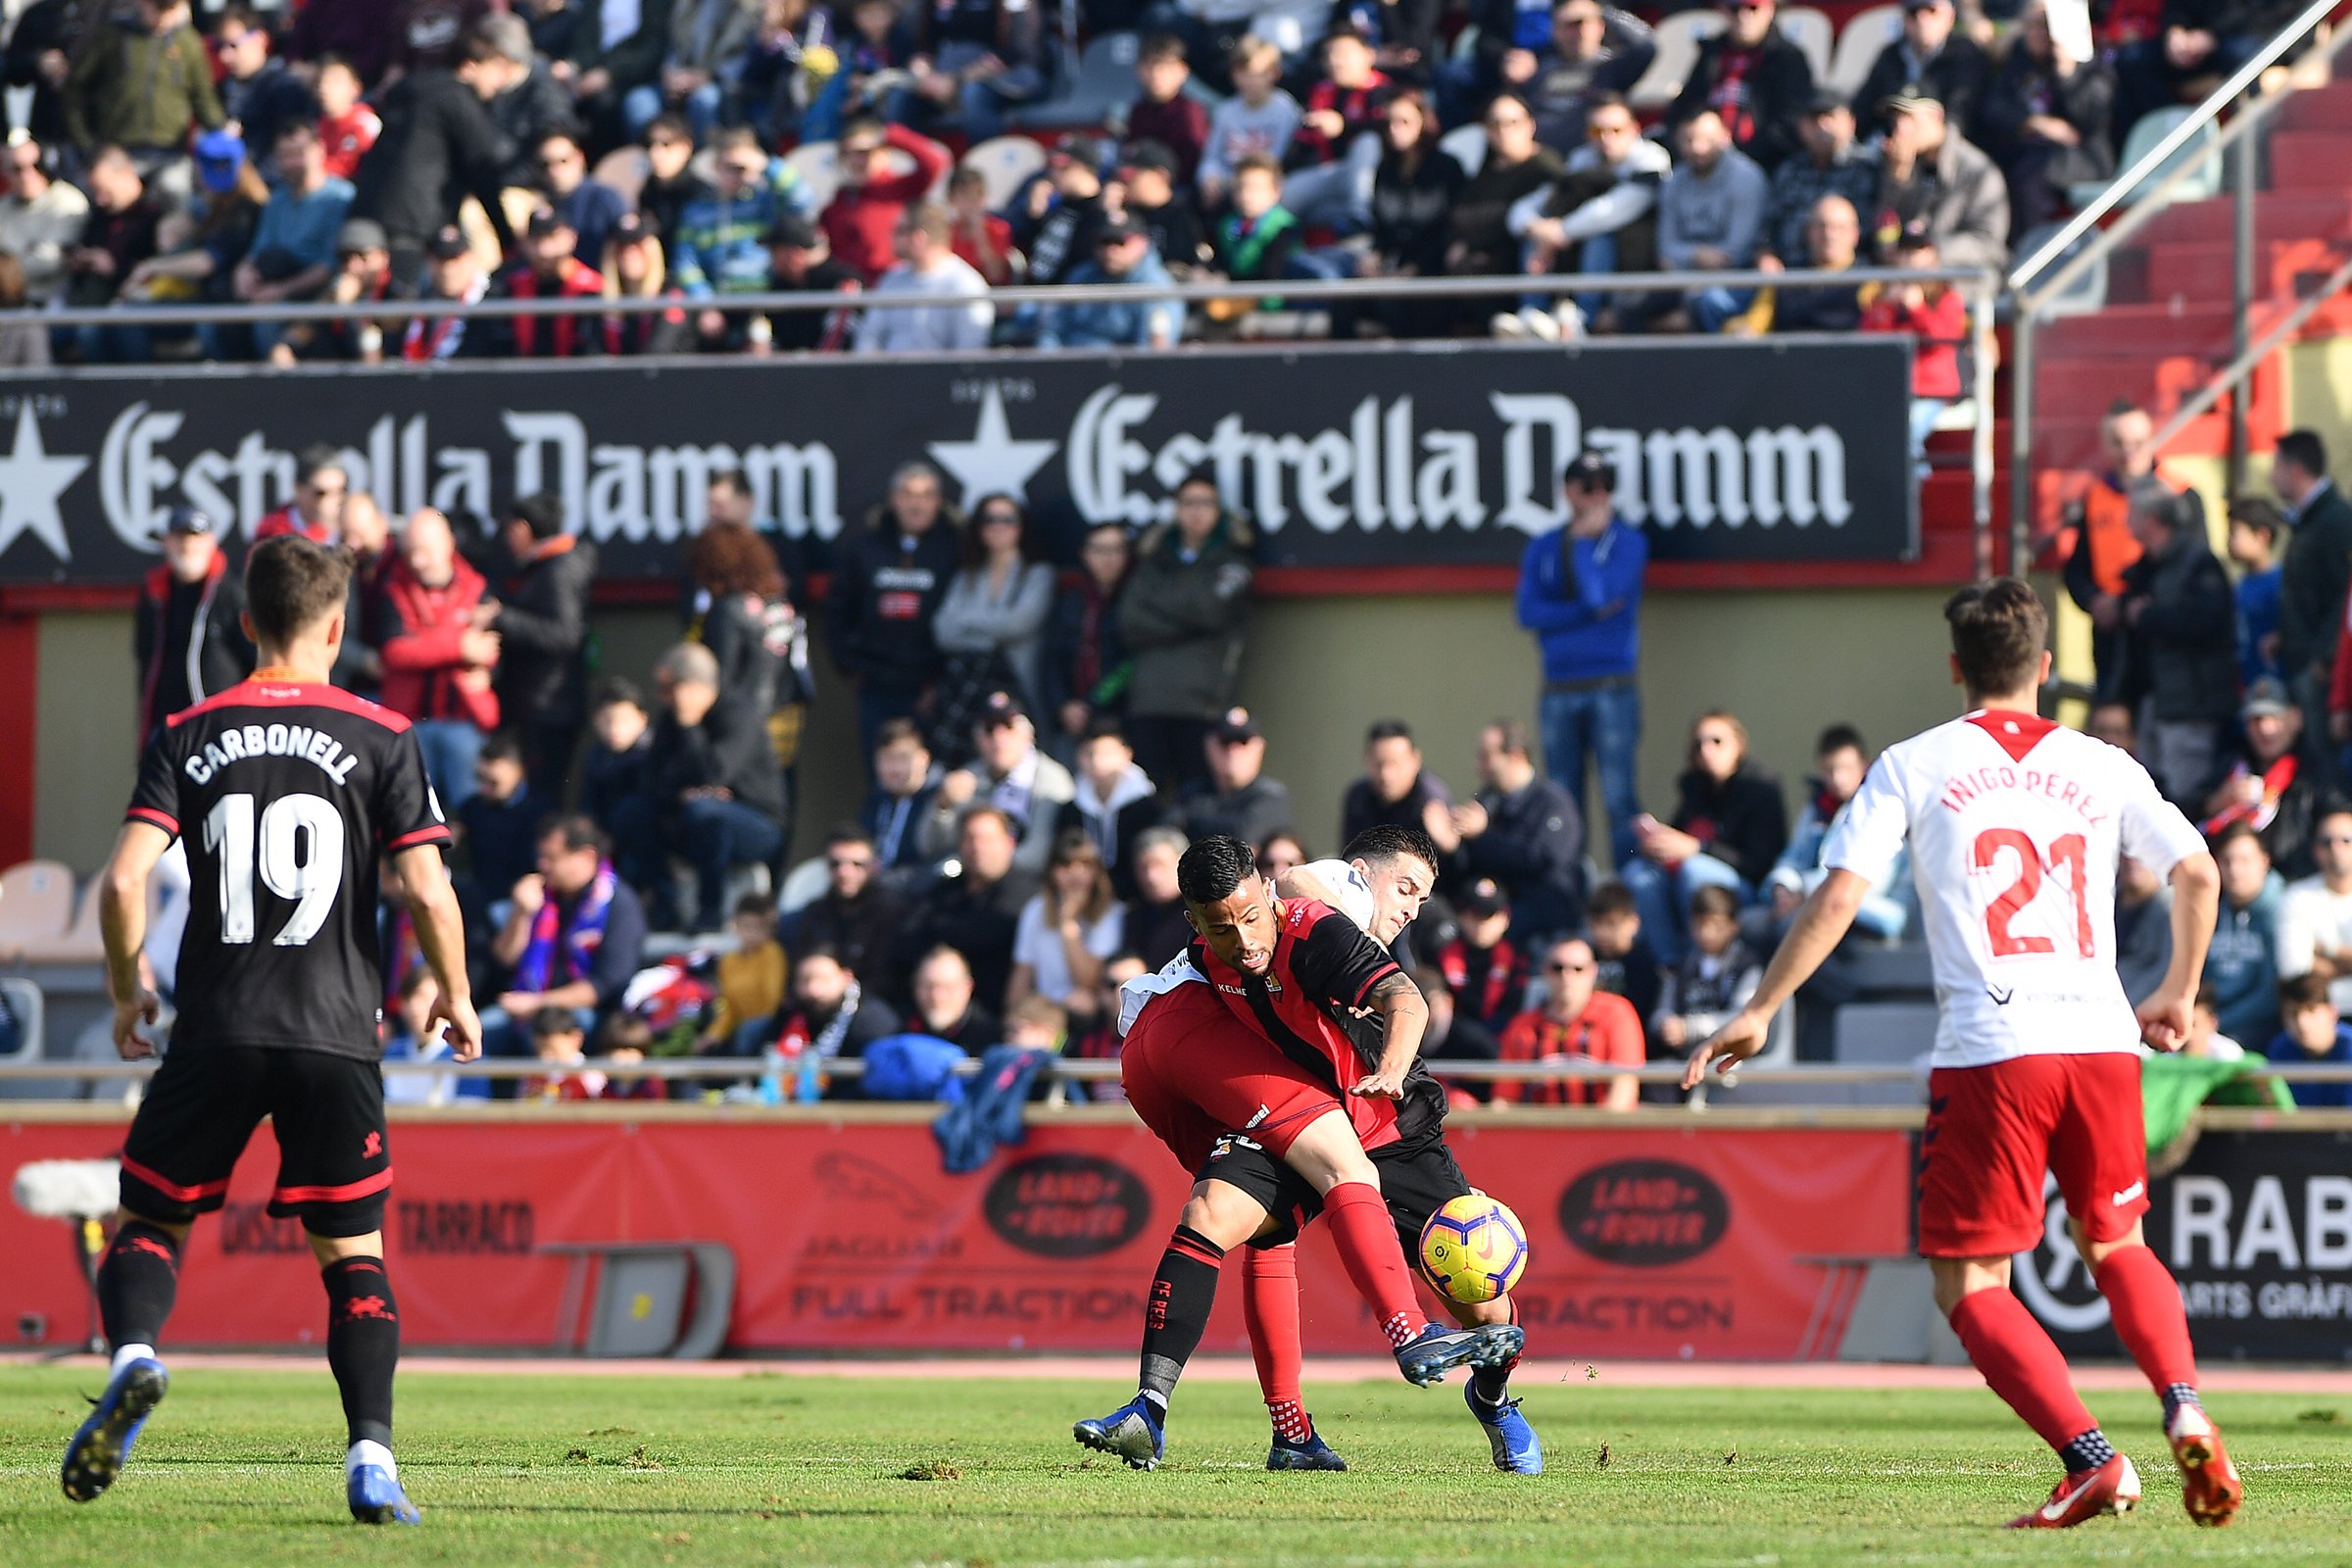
1621, 709, 1788, 964
1494, 935, 1642, 1108
1664, 0, 1814, 172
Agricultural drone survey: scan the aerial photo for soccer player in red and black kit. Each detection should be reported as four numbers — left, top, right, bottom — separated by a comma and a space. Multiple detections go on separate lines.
1075, 833, 1524, 1469
63, 535, 480, 1527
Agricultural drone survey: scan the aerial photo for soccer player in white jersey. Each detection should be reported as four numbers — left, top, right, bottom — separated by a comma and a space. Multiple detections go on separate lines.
1685, 580, 2242, 1531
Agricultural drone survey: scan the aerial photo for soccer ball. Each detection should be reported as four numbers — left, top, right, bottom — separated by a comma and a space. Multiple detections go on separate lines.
1417, 1192, 1529, 1304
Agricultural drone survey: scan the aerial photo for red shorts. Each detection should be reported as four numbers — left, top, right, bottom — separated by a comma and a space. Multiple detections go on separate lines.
1918, 1052, 2149, 1258
1120, 980, 1397, 1175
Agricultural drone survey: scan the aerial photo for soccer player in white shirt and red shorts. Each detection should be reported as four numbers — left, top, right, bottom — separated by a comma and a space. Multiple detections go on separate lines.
1686, 580, 2243, 1531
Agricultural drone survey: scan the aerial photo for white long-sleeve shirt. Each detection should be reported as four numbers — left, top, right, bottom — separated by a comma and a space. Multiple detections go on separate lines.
853, 255, 994, 353
1507, 137, 1672, 243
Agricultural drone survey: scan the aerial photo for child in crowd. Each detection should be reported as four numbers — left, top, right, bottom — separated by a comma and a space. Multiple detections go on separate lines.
1437, 878, 1528, 1038
314, 55, 379, 181
455, 732, 539, 913
521, 1008, 595, 1102
1208, 154, 1302, 320
1280, 24, 1390, 233
706, 893, 791, 1054
380, 966, 456, 1107
947, 166, 1018, 285
1125, 33, 1208, 188
1198, 36, 1299, 212
1652, 883, 1762, 1068
592, 1015, 674, 1101
1585, 878, 1662, 1024
2270, 973, 2352, 1108
2227, 497, 2285, 690
1115, 141, 1211, 276
1859, 233, 1966, 477
2181, 987, 2242, 1060
580, 678, 657, 882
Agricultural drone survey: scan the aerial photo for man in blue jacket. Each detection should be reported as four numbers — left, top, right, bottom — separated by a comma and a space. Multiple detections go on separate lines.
1035, 218, 1185, 351
1516, 450, 1645, 866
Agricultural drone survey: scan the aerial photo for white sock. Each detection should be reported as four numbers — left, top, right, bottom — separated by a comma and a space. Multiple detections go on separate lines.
347, 1439, 397, 1479
110, 1344, 154, 1378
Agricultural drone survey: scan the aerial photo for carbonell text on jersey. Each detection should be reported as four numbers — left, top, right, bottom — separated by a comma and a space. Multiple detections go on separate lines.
1937, 765, 2112, 828
182, 721, 363, 788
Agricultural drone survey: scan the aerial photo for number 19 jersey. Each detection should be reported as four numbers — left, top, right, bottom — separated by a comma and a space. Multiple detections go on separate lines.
1822, 710, 2207, 1068
125, 677, 453, 1061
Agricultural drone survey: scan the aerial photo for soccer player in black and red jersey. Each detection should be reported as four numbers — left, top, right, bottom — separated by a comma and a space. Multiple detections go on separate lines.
62, 533, 480, 1527
1076, 833, 1523, 1469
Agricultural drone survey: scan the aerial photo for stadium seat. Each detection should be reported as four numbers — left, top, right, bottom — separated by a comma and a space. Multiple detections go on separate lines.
1439, 122, 1488, 177
1629, 10, 1724, 111
2008, 221, 2108, 317
1826, 3, 1900, 101
2071, 105, 2220, 211
962, 135, 1049, 213
0, 860, 75, 961
0, 977, 42, 1066
1777, 7, 1836, 83
1010, 31, 1143, 131
16, 874, 106, 964
591, 146, 649, 207
782, 139, 842, 215
778, 855, 830, 917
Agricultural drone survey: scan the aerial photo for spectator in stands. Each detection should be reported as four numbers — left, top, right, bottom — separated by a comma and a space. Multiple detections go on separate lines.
1757, 91, 1878, 272
580, 679, 657, 872
2206, 678, 2319, 880
2061, 402, 2161, 704
633, 0, 762, 142
1207, 154, 1316, 315
403, 0, 503, 76
674, 125, 811, 343
1854, 0, 1990, 141
484, 814, 649, 1075
1518, 448, 1644, 865
1495, 935, 1641, 1107
315, 55, 380, 182
1765, 723, 1907, 938
134, 507, 251, 742
702, 892, 791, 1054
827, 461, 959, 758
1036, 217, 1186, 350
820, 118, 954, 283
1667, 0, 1813, 172
1473, 0, 1654, 155
377, 507, 500, 808
1586, 876, 1661, 1022
62, 146, 161, 364
1436, 877, 1526, 1042
1871, 92, 2008, 270
1762, 195, 1867, 333
332, 494, 393, 696
1496, 90, 1666, 339
458, 733, 542, 909
1198, 36, 1299, 212
401, 226, 504, 360
1177, 707, 1295, 848
948, 166, 1019, 287
1039, 522, 1133, 760
921, 692, 1078, 873
862, 717, 944, 878
533, 124, 623, 268
2088, 700, 2140, 755
0, 133, 88, 308
1979, 0, 2115, 236
2114, 0, 2272, 139
2205, 819, 2283, 1047
0, 253, 39, 367
1858, 232, 1967, 468
1277, 24, 1389, 235
1356, 88, 1464, 340
255, 445, 348, 543
792, 825, 909, 980
811, 0, 913, 137
1649, 108, 1767, 333
1006, 828, 1123, 1037
642, 641, 787, 932
760, 213, 862, 352
1343, 718, 1452, 844
1119, 476, 1254, 792
1258, 829, 1307, 878
5, 2, 81, 152
64, 0, 221, 165
1116, 142, 1212, 283
853, 202, 993, 353
1425, 719, 1584, 942
485, 490, 597, 805
269, 218, 405, 366
2114, 854, 2176, 1006
1444, 92, 1563, 316
1109, 825, 1193, 978
761, 945, 904, 1098
1017, 133, 1113, 291
1624, 710, 1787, 963
637, 114, 711, 246
350, 32, 520, 284
603, 210, 698, 354
2116, 475, 2235, 804
1129, 34, 1210, 186
910, 945, 1002, 1055
1057, 720, 1165, 900
932, 494, 1054, 741
896, 0, 1045, 142
474, 15, 574, 189
496, 207, 609, 357
2277, 802, 2352, 1011
2229, 497, 2285, 691
1653, 881, 1762, 1063
2275, 428, 2352, 780
215, 7, 314, 174
285, 0, 394, 88
909, 804, 1039, 1009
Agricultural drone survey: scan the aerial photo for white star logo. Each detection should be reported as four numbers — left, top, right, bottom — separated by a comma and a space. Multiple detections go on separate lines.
0, 403, 88, 564
927, 385, 1058, 510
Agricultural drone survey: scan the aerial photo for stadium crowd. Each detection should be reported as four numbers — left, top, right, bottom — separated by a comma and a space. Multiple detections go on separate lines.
0, 0, 2295, 367
115, 405, 2352, 1112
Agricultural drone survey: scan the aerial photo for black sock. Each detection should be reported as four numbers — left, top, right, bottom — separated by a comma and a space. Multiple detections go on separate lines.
1138, 1225, 1225, 1415
97, 1221, 180, 1350
1470, 1301, 1521, 1406
321, 1256, 399, 1449
2058, 1427, 2117, 1474
2163, 1383, 2202, 1424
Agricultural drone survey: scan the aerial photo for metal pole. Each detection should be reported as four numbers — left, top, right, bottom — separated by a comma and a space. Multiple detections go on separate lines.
2010, 307, 2035, 581
1971, 274, 1997, 580
2230, 118, 2258, 492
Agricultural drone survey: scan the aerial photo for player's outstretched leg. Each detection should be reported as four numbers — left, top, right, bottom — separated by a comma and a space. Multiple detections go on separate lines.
1318, 1183, 1522, 1385
319, 1250, 417, 1525
1459, 1296, 1542, 1474
1075, 1224, 1225, 1469
63, 1217, 180, 1503
2091, 1239, 2241, 1526
1242, 1245, 1345, 1471
1940, 1268, 2139, 1529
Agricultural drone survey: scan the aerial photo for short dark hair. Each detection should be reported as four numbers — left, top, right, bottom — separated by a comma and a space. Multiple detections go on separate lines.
1139, 31, 1188, 62
509, 491, 566, 539
1587, 880, 1637, 922
873, 716, 927, 751
2229, 496, 2285, 536
538, 812, 610, 858
296, 442, 344, 487
1816, 723, 1865, 758
1690, 883, 1740, 922
537, 122, 584, 154
2278, 428, 2329, 479
456, 29, 505, 68
2208, 818, 2266, 856
1485, 718, 1533, 759
1177, 834, 1262, 906
1943, 578, 2048, 698
645, 111, 692, 145
825, 822, 875, 851
734, 891, 777, 921
274, 119, 318, 148
478, 730, 525, 766
798, 942, 846, 970
710, 466, 753, 501
2279, 972, 2334, 1012
243, 534, 351, 648
592, 676, 645, 712
1343, 823, 1439, 878
1365, 719, 1414, 748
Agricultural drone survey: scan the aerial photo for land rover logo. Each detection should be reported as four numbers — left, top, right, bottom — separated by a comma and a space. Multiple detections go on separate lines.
983, 1153, 1152, 1258
1559, 1159, 1730, 1266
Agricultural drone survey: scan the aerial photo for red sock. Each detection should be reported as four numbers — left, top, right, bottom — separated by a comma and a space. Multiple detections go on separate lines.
2093, 1244, 2199, 1396
1243, 1245, 1309, 1437
1322, 1182, 1424, 1349
1948, 1288, 2098, 1456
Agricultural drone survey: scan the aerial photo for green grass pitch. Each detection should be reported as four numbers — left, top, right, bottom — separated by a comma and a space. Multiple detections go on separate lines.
5, 1366, 2349, 1567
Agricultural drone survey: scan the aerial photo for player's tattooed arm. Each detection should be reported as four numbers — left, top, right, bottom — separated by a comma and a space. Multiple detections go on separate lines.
1355, 969, 1427, 1101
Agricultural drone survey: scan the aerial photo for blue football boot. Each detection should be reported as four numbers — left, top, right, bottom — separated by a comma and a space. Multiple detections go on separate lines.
1267, 1427, 1348, 1471
1466, 1383, 1544, 1474
1073, 1396, 1166, 1470
348, 1464, 421, 1525
1395, 1322, 1525, 1388
61, 1356, 168, 1502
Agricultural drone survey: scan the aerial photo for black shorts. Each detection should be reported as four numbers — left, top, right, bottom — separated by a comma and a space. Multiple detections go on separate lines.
121, 1045, 393, 1238
1198, 1131, 1474, 1256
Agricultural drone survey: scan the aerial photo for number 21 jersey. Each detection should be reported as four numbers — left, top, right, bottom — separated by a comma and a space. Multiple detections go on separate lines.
125, 678, 453, 1060
1823, 710, 2206, 1068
